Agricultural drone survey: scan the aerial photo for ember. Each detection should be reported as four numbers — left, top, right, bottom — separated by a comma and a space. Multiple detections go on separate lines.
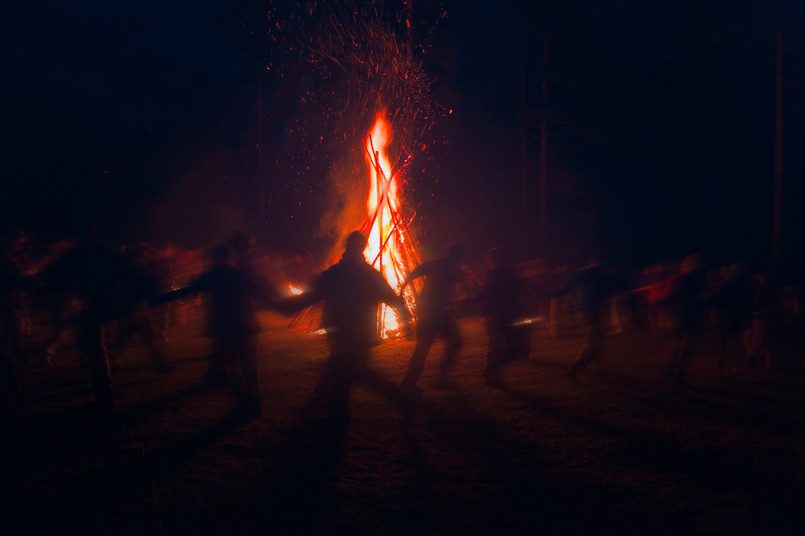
286, 283, 304, 296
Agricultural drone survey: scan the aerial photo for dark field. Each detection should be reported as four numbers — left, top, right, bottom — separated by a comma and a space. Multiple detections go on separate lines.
3, 309, 805, 535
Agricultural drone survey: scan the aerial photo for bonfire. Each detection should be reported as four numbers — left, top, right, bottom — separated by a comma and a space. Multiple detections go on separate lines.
289, 110, 422, 339
361, 111, 421, 338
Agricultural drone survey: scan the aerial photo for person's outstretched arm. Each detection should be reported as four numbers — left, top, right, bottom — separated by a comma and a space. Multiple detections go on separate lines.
400, 261, 430, 294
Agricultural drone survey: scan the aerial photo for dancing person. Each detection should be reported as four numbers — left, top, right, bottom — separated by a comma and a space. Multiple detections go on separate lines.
478, 247, 531, 387
107, 244, 174, 374
40, 228, 156, 411
560, 261, 628, 377
160, 244, 267, 418
279, 231, 413, 431
399, 243, 468, 392
666, 254, 709, 387
0, 242, 29, 403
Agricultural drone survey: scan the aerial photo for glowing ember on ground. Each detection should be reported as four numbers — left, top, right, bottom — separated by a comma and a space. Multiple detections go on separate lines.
362, 111, 420, 338
287, 283, 304, 296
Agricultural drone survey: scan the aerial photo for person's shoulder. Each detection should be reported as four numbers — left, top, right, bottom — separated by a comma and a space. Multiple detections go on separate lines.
315, 261, 346, 285
320, 262, 344, 278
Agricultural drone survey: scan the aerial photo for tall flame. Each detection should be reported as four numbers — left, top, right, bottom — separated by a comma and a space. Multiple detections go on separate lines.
363, 112, 412, 337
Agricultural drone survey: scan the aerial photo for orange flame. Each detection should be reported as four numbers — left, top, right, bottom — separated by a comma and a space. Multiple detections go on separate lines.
363, 112, 413, 337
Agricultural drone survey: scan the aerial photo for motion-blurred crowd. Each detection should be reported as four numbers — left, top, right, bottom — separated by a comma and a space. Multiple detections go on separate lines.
2, 227, 802, 420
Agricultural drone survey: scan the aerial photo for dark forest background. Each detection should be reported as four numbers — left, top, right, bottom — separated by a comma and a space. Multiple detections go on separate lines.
3, 0, 804, 273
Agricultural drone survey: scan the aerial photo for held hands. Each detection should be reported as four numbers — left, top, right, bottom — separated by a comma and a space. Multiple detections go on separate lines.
400, 319, 414, 340
397, 306, 414, 340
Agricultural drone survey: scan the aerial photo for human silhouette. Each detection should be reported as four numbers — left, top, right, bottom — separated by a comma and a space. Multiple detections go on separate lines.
1, 241, 29, 403
5, 232, 37, 340
40, 229, 155, 411
399, 243, 467, 392
747, 272, 780, 372
227, 230, 279, 308
106, 244, 174, 375
160, 244, 265, 417
666, 254, 709, 387
144, 243, 175, 343
712, 263, 755, 373
560, 261, 627, 377
280, 231, 413, 430
477, 247, 531, 387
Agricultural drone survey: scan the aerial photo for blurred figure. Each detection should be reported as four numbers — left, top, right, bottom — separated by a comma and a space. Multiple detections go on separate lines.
170, 246, 205, 327
160, 244, 266, 418
279, 231, 413, 431
40, 229, 155, 411
560, 261, 627, 377
636, 261, 676, 340
145, 243, 175, 343
5, 232, 37, 339
34, 237, 81, 367
1, 240, 30, 402
477, 247, 531, 387
106, 244, 174, 375
227, 230, 278, 305
43, 288, 83, 367
666, 253, 709, 387
747, 272, 780, 372
399, 243, 468, 392
712, 263, 755, 373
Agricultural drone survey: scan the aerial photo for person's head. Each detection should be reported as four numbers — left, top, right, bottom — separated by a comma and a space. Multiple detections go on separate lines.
681, 253, 703, 274
446, 242, 464, 263
227, 230, 252, 253
343, 231, 367, 261
487, 246, 509, 268
211, 244, 230, 266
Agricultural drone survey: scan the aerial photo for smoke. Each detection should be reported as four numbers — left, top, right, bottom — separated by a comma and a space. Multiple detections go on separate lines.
259, 1, 449, 260
143, 150, 253, 249
317, 148, 366, 256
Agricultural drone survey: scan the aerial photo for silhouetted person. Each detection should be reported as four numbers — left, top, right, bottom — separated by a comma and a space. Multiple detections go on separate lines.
399, 243, 467, 391
561, 261, 626, 377
107, 244, 174, 374
280, 231, 413, 430
144, 243, 175, 343
5, 232, 37, 340
160, 244, 264, 417
749, 272, 780, 372
40, 230, 154, 411
666, 254, 709, 387
1, 243, 27, 402
478, 247, 530, 387
227, 230, 279, 307
712, 263, 755, 373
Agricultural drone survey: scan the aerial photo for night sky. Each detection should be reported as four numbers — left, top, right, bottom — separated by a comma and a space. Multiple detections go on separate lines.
4, 0, 805, 272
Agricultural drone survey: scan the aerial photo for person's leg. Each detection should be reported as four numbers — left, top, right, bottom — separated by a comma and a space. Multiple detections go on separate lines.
237, 336, 261, 414
327, 354, 354, 430
401, 319, 438, 390
135, 311, 173, 373
80, 321, 114, 409
483, 318, 504, 384
570, 332, 602, 373
673, 332, 694, 386
205, 336, 229, 385
436, 315, 463, 386
1, 348, 21, 402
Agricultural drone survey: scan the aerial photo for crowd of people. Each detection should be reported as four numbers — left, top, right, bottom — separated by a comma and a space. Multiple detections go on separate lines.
1, 226, 802, 433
